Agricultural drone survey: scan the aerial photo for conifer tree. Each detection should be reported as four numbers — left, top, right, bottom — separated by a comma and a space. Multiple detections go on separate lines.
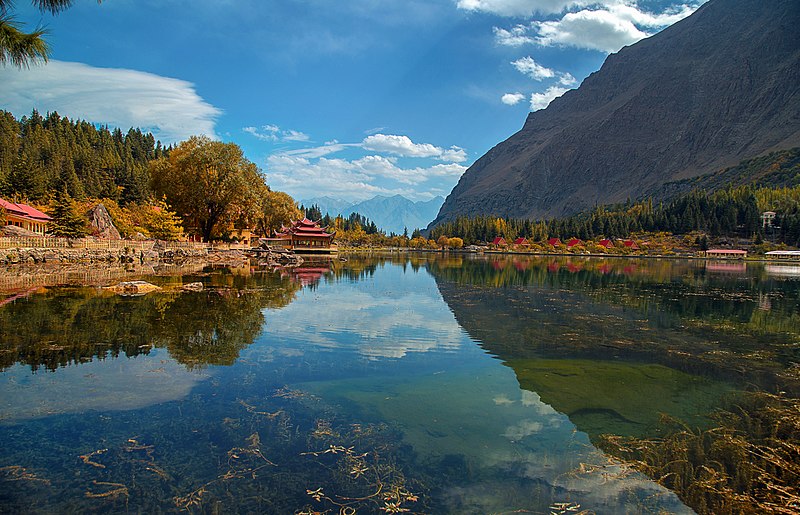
49, 187, 89, 238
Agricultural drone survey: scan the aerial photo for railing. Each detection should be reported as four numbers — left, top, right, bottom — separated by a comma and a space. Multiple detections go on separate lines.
0, 236, 154, 250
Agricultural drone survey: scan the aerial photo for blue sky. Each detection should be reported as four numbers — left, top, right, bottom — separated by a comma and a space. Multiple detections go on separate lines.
0, 0, 704, 202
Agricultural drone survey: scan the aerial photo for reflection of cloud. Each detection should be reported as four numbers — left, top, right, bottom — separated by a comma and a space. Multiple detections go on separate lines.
262, 267, 463, 359
493, 394, 515, 405
503, 419, 544, 440
0, 348, 209, 422
521, 390, 559, 415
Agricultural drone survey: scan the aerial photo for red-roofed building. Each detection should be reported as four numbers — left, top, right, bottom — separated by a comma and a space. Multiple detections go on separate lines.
623, 240, 639, 250
705, 249, 747, 258
491, 236, 507, 247
265, 218, 336, 253
0, 198, 51, 235
547, 238, 561, 247
598, 239, 613, 248
513, 237, 529, 246
566, 238, 582, 248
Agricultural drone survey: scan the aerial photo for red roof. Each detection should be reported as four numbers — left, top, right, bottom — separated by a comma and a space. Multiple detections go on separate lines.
598, 239, 612, 248
0, 198, 51, 221
623, 240, 639, 249
279, 219, 334, 238
706, 249, 747, 255
548, 238, 561, 246
567, 238, 582, 247
513, 237, 528, 245
492, 237, 507, 246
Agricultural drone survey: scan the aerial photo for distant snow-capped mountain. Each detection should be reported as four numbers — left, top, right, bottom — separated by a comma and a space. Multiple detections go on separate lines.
300, 194, 444, 235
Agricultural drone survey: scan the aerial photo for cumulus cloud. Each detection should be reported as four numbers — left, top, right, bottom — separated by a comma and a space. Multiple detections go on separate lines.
363, 134, 443, 158
535, 8, 648, 52
265, 153, 466, 201
458, 0, 583, 16
361, 134, 468, 162
243, 124, 310, 142
0, 60, 221, 144
493, 25, 535, 46
530, 85, 569, 110
501, 92, 526, 105
491, 2, 704, 53
511, 56, 555, 80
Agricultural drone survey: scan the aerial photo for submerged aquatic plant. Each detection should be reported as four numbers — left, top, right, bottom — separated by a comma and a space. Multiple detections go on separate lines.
600, 391, 800, 514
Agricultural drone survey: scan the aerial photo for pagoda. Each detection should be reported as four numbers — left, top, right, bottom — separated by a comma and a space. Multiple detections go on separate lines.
265, 218, 336, 254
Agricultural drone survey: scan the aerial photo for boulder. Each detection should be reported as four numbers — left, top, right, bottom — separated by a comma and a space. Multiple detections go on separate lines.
104, 281, 162, 296
182, 282, 204, 292
87, 203, 121, 240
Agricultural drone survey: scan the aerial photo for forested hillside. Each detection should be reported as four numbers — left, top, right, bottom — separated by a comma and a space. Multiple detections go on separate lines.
430, 149, 800, 246
0, 110, 166, 204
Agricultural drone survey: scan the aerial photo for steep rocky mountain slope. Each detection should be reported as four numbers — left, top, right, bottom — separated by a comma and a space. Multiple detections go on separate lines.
430, 0, 800, 227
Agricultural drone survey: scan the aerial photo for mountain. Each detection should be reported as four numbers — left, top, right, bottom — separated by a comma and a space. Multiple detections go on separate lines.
299, 196, 353, 218
300, 195, 445, 234
430, 0, 800, 229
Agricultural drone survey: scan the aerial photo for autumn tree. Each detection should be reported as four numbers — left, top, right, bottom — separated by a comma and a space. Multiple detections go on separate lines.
145, 199, 184, 241
149, 136, 266, 242
258, 190, 302, 236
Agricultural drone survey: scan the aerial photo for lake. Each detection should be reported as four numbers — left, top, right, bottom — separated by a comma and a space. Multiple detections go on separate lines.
1, 254, 799, 513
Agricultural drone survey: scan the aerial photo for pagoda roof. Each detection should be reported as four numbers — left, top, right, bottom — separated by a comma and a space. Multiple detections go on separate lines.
279, 218, 334, 237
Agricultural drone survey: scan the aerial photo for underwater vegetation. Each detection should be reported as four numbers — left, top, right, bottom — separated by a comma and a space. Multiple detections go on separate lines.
600, 391, 800, 514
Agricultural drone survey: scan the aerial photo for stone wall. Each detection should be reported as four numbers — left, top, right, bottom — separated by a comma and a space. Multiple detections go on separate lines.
0, 245, 207, 265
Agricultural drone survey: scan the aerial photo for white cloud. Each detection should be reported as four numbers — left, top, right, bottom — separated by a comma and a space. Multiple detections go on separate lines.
243, 124, 309, 142
511, 56, 555, 80
363, 134, 443, 158
501, 92, 526, 105
0, 60, 220, 144
491, 2, 704, 53
494, 25, 535, 46
362, 134, 468, 163
559, 72, 577, 86
530, 85, 569, 110
458, 0, 584, 16
265, 152, 466, 202
535, 8, 648, 52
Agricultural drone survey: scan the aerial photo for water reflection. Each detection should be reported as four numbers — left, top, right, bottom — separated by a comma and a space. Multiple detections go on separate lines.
4, 254, 798, 513
0, 270, 301, 371
429, 255, 800, 396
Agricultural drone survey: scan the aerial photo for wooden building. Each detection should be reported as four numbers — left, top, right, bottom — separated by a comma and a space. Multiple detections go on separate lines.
0, 198, 51, 235
265, 218, 336, 253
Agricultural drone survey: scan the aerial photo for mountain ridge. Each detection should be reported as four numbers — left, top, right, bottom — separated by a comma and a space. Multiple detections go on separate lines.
430, 0, 800, 228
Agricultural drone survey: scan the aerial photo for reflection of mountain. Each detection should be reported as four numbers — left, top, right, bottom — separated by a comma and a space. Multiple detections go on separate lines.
0, 271, 301, 371
429, 256, 800, 438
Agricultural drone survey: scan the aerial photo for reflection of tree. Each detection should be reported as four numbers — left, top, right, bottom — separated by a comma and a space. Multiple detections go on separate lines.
0, 273, 300, 371
429, 256, 800, 394
150, 290, 266, 368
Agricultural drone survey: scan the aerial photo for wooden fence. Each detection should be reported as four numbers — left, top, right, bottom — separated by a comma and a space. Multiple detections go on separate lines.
0, 236, 207, 251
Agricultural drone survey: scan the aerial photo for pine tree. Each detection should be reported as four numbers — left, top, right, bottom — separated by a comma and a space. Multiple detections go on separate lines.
49, 188, 89, 238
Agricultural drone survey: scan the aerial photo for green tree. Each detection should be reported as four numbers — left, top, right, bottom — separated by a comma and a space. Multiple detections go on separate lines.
49, 187, 88, 238
0, 1, 101, 68
149, 136, 266, 242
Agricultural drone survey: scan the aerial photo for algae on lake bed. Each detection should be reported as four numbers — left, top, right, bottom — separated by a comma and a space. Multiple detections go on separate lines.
507, 358, 737, 440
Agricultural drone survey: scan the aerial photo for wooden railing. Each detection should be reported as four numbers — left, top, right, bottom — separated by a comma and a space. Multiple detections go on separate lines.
0, 236, 154, 250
